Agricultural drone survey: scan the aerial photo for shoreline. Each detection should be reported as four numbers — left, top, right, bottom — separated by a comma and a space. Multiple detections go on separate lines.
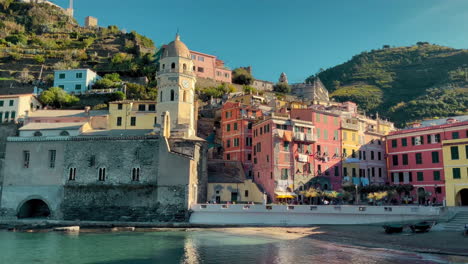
1, 220, 467, 257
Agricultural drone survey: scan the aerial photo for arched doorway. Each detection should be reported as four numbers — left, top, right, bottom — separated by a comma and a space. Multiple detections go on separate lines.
417, 187, 426, 205
17, 199, 51, 219
456, 189, 468, 206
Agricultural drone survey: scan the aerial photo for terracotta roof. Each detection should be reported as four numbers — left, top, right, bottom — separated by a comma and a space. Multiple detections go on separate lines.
28, 110, 107, 117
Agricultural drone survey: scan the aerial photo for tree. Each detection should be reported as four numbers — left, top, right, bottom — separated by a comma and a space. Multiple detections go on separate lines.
40, 87, 79, 108
34, 55, 45, 64
110, 91, 126, 101
232, 68, 254, 85
273, 82, 291, 94
243, 85, 257, 94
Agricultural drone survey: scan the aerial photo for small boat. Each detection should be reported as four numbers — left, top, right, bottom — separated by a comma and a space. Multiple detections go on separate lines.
410, 221, 435, 233
383, 224, 404, 234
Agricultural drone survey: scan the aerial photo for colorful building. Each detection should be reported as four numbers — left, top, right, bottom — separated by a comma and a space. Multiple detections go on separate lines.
386, 118, 468, 204
221, 101, 262, 177
252, 113, 316, 202
108, 100, 157, 130
291, 108, 342, 191
189, 50, 231, 83
442, 137, 468, 206
53, 69, 101, 94
0, 94, 42, 123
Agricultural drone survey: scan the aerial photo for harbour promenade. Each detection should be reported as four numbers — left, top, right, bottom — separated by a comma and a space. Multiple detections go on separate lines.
189, 204, 445, 226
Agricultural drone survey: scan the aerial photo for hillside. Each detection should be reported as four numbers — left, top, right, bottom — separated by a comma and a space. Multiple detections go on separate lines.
0, 1, 157, 92
308, 43, 468, 126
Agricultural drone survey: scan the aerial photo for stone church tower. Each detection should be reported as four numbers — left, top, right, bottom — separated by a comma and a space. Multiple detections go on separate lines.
156, 34, 197, 138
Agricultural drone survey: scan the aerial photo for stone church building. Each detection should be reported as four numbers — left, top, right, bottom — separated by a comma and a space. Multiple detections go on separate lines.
0, 35, 207, 222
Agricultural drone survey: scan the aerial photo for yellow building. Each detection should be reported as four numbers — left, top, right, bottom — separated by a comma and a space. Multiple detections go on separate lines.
208, 179, 264, 204
0, 94, 42, 122
342, 117, 360, 179
108, 100, 157, 130
290, 101, 308, 109
443, 138, 468, 206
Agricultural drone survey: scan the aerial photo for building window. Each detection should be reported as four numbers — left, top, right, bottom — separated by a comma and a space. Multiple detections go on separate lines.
226, 154, 231, 160
379, 168, 382, 177
116, 117, 122, 126
245, 190, 249, 197
132, 168, 140, 181
118, 104, 123, 110
4, 111, 9, 121
391, 139, 397, 148
58, 85, 64, 89
69, 168, 76, 181
415, 153, 423, 164
98, 168, 106, 181
466, 145, 468, 159
450, 146, 459, 160
197, 67, 204, 73
234, 122, 238, 131
284, 141, 290, 151
431, 151, 439, 163
234, 138, 239, 147
378, 152, 382, 160
138, 104, 146, 111
452, 132, 460, 139
198, 56, 204, 62
23, 150, 30, 168
74, 84, 82, 90
149, 104, 156, 111
401, 138, 407, 147
9, 100, 13, 106
33, 131, 42, 137
154, 116, 157, 125
0, 101, 3, 107
453, 168, 461, 179
76, 72, 83, 78
371, 151, 375, 160
191, 54, 196, 60
49, 150, 56, 168
130, 117, 136, 126
60, 131, 70, 136
392, 155, 398, 166
334, 166, 339, 176
371, 167, 375, 177
343, 167, 348, 177
160, 91, 163, 102
281, 169, 289, 180
170, 90, 175, 101
402, 154, 408, 165
226, 139, 231, 148
171, 62, 175, 69
226, 124, 231, 132
247, 154, 251, 160
59, 73, 65, 79
183, 91, 187, 102
433, 171, 440, 181
417, 172, 424, 181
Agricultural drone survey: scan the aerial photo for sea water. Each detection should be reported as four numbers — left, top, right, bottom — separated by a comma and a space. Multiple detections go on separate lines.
0, 230, 465, 264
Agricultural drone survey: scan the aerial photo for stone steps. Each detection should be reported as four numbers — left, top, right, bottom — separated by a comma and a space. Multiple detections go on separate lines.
442, 212, 468, 231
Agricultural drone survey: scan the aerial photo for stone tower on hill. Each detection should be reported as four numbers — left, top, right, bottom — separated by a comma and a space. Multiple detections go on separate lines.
156, 34, 197, 139
279, 72, 288, 84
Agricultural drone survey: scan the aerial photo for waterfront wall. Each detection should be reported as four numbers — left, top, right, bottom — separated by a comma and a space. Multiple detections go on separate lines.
190, 204, 443, 226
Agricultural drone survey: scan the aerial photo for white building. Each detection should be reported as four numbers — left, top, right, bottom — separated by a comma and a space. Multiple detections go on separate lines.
53, 69, 101, 94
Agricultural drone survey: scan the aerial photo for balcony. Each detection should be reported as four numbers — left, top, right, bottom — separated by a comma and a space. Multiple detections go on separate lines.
293, 132, 317, 142
342, 121, 359, 131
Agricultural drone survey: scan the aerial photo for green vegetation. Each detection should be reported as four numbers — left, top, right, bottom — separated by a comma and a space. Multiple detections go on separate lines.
40, 87, 79, 108
273, 82, 291, 94
309, 43, 468, 126
232, 68, 254, 85
197, 83, 235, 100
93, 73, 122, 89
125, 83, 157, 100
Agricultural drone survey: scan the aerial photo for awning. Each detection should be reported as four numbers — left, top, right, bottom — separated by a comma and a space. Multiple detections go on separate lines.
275, 191, 297, 199
283, 131, 292, 142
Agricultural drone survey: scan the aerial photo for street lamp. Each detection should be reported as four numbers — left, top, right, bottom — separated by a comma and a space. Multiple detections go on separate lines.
355, 184, 359, 205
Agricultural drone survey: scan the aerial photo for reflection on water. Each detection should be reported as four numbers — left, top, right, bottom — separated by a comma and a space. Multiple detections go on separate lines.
0, 230, 465, 264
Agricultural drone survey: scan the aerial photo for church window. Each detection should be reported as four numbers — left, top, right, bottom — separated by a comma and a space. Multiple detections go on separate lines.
132, 168, 140, 181
160, 91, 163, 102
69, 168, 76, 181
171, 62, 175, 69
23, 150, 30, 168
60, 131, 70, 136
162, 64, 165, 70
183, 64, 187, 70
183, 91, 187, 102
98, 168, 106, 181
49, 150, 56, 168
170, 90, 175, 101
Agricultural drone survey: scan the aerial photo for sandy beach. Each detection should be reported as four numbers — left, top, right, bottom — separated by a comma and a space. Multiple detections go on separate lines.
205, 226, 468, 256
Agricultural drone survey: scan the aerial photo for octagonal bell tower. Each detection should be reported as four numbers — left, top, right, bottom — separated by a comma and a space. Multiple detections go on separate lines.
156, 34, 197, 138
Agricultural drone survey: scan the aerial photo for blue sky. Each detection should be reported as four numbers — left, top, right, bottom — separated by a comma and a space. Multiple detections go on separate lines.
54, 0, 468, 83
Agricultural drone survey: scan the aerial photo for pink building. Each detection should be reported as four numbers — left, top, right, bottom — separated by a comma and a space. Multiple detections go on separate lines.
221, 102, 262, 177
252, 113, 316, 202
190, 50, 232, 83
24, 109, 108, 129
386, 119, 468, 204
291, 108, 343, 190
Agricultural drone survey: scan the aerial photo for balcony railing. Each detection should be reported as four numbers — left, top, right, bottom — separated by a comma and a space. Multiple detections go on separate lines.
293, 132, 317, 142
342, 122, 359, 131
